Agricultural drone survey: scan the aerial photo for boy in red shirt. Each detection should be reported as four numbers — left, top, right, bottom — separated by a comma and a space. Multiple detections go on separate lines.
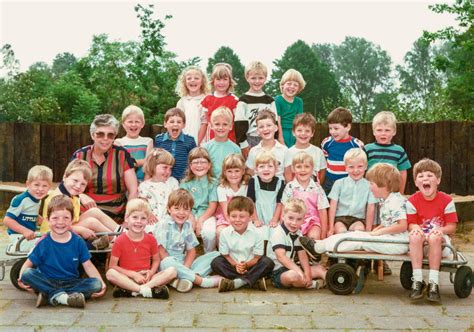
406, 158, 458, 302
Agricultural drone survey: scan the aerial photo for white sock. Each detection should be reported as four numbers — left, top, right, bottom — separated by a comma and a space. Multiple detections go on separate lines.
412, 269, 423, 282
139, 286, 152, 298
429, 270, 439, 284
55, 293, 69, 305
200, 277, 216, 288
233, 278, 247, 289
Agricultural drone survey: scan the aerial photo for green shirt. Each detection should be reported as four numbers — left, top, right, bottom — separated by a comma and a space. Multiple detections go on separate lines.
275, 95, 303, 129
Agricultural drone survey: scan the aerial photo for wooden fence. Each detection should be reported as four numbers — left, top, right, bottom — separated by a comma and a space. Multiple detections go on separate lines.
0, 121, 473, 195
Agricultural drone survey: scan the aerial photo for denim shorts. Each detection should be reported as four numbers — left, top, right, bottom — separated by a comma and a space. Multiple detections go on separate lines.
270, 267, 290, 289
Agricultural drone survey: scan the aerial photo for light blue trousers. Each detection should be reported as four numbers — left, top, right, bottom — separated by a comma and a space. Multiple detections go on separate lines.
160, 251, 220, 282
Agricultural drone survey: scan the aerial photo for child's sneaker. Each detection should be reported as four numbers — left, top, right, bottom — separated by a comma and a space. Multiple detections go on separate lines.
112, 286, 132, 298
169, 278, 193, 293
427, 281, 441, 302
36, 293, 48, 308
409, 280, 426, 300
299, 236, 324, 260
91, 235, 109, 250
252, 278, 267, 291
218, 278, 235, 292
310, 279, 326, 290
67, 292, 85, 308
152, 286, 170, 299
383, 261, 392, 275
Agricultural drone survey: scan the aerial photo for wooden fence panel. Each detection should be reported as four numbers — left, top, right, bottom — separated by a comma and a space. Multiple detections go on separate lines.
39, 124, 57, 179
451, 121, 468, 195
469, 122, 474, 194
0, 123, 15, 181
434, 121, 452, 194
14, 123, 41, 182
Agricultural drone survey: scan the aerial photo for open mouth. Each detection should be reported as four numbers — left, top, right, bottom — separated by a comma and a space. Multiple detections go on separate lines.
422, 183, 431, 190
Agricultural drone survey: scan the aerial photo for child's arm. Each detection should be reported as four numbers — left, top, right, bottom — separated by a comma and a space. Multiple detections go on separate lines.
328, 199, 337, 236
71, 225, 96, 240
370, 218, 407, 236
82, 260, 107, 297
283, 166, 292, 183
183, 247, 196, 268
365, 203, 375, 231
297, 250, 314, 287
223, 254, 239, 268
319, 208, 328, 239
198, 123, 207, 145
108, 255, 147, 284
145, 252, 161, 282
242, 255, 261, 271
275, 248, 305, 278
3, 216, 36, 240
432, 222, 457, 237
269, 203, 283, 228
277, 117, 285, 145
124, 168, 138, 199
79, 193, 97, 209
196, 201, 218, 235
18, 258, 34, 292
318, 169, 326, 185
400, 170, 407, 194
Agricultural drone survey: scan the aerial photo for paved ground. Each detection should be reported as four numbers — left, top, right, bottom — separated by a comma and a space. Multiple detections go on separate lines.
0, 226, 473, 331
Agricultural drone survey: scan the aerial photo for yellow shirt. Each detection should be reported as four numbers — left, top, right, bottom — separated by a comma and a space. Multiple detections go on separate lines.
40, 185, 81, 233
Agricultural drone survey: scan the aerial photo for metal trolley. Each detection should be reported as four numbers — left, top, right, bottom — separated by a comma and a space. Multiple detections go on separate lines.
324, 237, 473, 298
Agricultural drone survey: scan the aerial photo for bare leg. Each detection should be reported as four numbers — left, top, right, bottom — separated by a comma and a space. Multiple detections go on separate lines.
80, 207, 118, 231
144, 267, 177, 288
306, 225, 321, 240
349, 221, 365, 232
427, 234, 443, 271
310, 264, 327, 279
334, 222, 348, 234
409, 233, 425, 269
77, 217, 110, 234
106, 269, 141, 292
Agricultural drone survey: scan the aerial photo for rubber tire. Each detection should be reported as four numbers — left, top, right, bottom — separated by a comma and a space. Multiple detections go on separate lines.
400, 261, 413, 290
10, 257, 27, 291
326, 263, 357, 295
454, 265, 472, 299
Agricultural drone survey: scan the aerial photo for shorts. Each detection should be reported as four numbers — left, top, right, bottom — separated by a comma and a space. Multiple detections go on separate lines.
334, 216, 365, 229
422, 234, 453, 258
270, 267, 290, 289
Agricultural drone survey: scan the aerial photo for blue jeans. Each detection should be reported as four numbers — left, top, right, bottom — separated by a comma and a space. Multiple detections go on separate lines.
21, 268, 102, 305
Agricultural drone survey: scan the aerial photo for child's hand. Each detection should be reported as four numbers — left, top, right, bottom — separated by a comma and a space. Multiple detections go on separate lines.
81, 228, 97, 240
304, 275, 313, 288
269, 219, 279, 228
194, 218, 203, 236
148, 214, 158, 225
409, 227, 424, 237
327, 227, 334, 237
253, 219, 263, 228
370, 229, 383, 236
17, 279, 33, 292
132, 271, 146, 284
80, 194, 97, 209
241, 147, 250, 159
91, 281, 107, 298
236, 262, 248, 274
142, 270, 153, 283
428, 228, 444, 238
22, 229, 36, 241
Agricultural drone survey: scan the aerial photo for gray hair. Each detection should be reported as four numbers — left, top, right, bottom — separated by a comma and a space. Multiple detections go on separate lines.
90, 114, 120, 135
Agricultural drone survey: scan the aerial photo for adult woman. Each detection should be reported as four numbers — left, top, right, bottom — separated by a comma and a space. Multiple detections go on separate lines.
72, 114, 138, 222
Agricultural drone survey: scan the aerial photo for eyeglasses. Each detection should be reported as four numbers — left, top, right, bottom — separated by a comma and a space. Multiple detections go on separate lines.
95, 132, 116, 139
191, 160, 209, 166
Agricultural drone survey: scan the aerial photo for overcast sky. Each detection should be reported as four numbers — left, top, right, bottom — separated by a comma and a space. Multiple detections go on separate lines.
1, 0, 457, 74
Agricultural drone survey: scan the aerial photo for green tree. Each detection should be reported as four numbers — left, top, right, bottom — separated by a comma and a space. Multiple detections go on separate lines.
0, 44, 20, 78
270, 40, 341, 121
52, 52, 77, 77
207, 46, 246, 96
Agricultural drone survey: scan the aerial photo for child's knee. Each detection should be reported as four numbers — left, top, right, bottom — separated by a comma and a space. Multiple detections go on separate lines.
428, 234, 443, 246
21, 267, 35, 281
164, 266, 178, 278
105, 268, 119, 281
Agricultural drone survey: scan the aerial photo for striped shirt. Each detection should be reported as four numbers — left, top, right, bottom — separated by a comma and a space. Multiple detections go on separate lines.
364, 143, 411, 171
154, 132, 196, 181
6, 191, 40, 235
115, 136, 153, 182
321, 136, 364, 181
72, 144, 134, 220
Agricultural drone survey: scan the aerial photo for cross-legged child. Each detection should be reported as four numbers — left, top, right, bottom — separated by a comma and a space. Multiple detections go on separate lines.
180, 147, 218, 252
282, 152, 329, 240
138, 148, 179, 229
275, 69, 306, 148
327, 148, 377, 236
321, 107, 363, 195
106, 199, 176, 299
215, 154, 249, 242
154, 189, 221, 293
247, 151, 285, 241
269, 198, 326, 289
211, 196, 275, 292
176, 65, 209, 144
19, 195, 106, 308
155, 108, 197, 181
115, 105, 153, 183
287, 113, 326, 183
4, 165, 52, 252
199, 63, 239, 144
202, 106, 241, 179
407, 158, 458, 302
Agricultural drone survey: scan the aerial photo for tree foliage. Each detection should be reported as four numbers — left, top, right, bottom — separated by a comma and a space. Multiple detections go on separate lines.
207, 46, 246, 96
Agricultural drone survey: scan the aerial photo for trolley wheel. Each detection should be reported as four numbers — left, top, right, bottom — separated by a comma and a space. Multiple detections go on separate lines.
326, 263, 357, 295
10, 257, 27, 291
454, 266, 472, 299
399, 261, 413, 290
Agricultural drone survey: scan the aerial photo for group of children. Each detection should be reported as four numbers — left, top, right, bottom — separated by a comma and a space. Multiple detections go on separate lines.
4, 60, 459, 308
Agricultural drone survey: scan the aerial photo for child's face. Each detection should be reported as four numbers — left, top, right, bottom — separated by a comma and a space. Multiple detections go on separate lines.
329, 123, 351, 141
256, 118, 278, 141
210, 115, 232, 140
185, 70, 203, 96
48, 209, 73, 236
293, 162, 313, 183
373, 124, 396, 145
345, 158, 367, 181
246, 71, 266, 93
283, 210, 305, 233
282, 80, 300, 98
122, 114, 144, 139
164, 115, 185, 140
213, 76, 230, 95
293, 124, 314, 145
225, 167, 244, 187
228, 209, 251, 234
414, 171, 440, 200
168, 205, 191, 226
125, 210, 149, 234
153, 163, 172, 182
189, 157, 211, 178
63, 171, 88, 196
26, 179, 51, 200
256, 162, 276, 182
369, 181, 389, 199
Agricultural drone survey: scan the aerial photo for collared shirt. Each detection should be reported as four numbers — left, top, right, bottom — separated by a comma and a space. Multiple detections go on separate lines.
328, 177, 378, 219
282, 179, 329, 209
286, 144, 327, 178
246, 140, 289, 177
268, 224, 303, 270
219, 224, 263, 263
6, 191, 40, 235
155, 132, 197, 180
153, 216, 199, 260
380, 192, 407, 227
180, 177, 218, 218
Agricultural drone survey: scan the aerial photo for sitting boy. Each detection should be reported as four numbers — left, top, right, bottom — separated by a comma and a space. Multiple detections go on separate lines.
407, 158, 458, 302
268, 198, 326, 289
211, 196, 275, 292
106, 198, 176, 299
18, 195, 106, 308
4, 165, 52, 252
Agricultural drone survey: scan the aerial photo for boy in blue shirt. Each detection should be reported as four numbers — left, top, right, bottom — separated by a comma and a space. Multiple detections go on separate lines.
19, 195, 106, 308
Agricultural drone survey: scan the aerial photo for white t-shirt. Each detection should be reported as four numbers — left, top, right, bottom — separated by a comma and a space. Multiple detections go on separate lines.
286, 144, 327, 176
246, 141, 289, 177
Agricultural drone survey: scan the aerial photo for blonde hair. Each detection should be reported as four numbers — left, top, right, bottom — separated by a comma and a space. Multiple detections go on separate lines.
210, 106, 233, 124
255, 108, 277, 125
167, 189, 194, 210
292, 113, 316, 133
245, 61, 268, 77
27, 165, 53, 184
220, 154, 249, 187
283, 198, 307, 215
292, 151, 314, 167
227, 196, 254, 215
280, 69, 306, 93
183, 147, 214, 182
125, 198, 151, 218
143, 148, 175, 178
210, 63, 236, 93
255, 150, 277, 167
366, 163, 401, 193
372, 111, 397, 131
164, 107, 186, 123
175, 66, 210, 97
64, 159, 92, 182
46, 195, 74, 220
343, 148, 367, 166
121, 105, 145, 123
413, 158, 442, 180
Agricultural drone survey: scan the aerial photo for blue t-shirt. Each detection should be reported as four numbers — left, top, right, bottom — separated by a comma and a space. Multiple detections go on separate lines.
28, 233, 90, 280
202, 139, 241, 179
6, 191, 40, 235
